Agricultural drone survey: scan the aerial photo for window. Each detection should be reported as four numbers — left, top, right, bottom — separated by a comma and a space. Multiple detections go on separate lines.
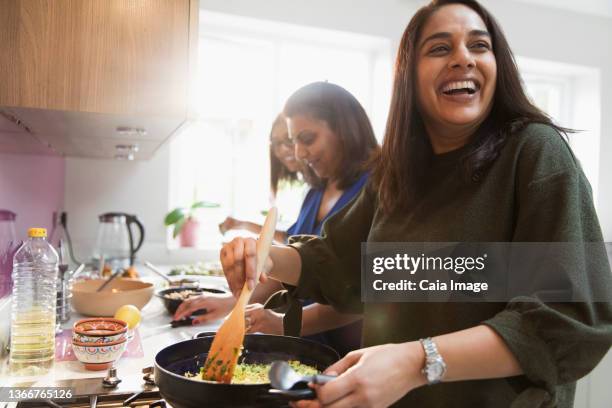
169, 12, 391, 248
517, 57, 601, 203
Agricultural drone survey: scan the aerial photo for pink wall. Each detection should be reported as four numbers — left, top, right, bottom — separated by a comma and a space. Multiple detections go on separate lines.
0, 153, 65, 240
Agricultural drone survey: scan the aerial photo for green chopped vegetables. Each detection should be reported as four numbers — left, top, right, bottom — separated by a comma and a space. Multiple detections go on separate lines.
186, 361, 319, 384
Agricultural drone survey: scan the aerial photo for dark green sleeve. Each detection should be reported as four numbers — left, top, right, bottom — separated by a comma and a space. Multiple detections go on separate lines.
483, 125, 612, 403
286, 185, 376, 314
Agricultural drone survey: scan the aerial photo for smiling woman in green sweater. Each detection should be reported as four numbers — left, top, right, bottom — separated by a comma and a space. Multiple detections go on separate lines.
220, 0, 612, 407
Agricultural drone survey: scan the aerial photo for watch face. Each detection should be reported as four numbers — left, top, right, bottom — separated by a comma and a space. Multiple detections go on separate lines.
426, 362, 444, 381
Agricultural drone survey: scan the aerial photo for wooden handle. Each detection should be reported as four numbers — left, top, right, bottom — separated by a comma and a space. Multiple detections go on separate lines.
237, 207, 277, 303
255, 207, 278, 283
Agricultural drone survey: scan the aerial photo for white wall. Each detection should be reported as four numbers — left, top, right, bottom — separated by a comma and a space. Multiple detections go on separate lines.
63, 143, 171, 264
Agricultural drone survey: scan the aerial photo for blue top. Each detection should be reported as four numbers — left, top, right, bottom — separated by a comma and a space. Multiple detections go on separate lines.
285, 172, 368, 356
287, 172, 369, 237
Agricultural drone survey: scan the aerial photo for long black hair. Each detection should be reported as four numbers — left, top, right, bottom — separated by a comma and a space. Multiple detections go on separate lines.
284, 82, 379, 190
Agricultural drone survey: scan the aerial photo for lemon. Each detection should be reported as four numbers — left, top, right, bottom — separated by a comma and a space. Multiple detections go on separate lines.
114, 304, 142, 329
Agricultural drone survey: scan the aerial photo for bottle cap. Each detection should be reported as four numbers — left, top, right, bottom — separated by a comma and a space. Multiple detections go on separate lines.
28, 228, 47, 238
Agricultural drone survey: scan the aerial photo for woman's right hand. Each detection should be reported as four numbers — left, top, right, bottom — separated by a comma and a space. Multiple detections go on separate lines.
173, 292, 235, 324
220, 237, 274, 297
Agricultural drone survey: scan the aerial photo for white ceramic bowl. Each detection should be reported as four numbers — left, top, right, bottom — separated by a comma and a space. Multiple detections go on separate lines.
72, 338, 127, 371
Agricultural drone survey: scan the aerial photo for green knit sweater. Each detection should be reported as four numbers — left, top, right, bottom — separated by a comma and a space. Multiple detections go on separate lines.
289, 123, 612, 407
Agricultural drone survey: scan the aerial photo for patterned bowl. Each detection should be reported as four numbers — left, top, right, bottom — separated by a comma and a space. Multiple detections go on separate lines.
73, 318, 128, 344
72, 337, 127, 371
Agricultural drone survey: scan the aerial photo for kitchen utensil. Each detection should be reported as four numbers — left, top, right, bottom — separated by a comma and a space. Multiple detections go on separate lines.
269, 360, 335, 390
155, 286, 227, 315
69, 263, 86, 280
149, 317, 199, 332
144, 261, 173, 284
93, 212, 145, 269
50, 211, 81, 267
57, 262, 84, 331
154, 332, 339, 408
201, 207, 277, 383
71, 278, 153, 316
96, 268, 124, 292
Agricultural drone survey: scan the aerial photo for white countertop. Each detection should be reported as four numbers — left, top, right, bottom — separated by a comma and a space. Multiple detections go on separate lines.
0, 267, 229, 386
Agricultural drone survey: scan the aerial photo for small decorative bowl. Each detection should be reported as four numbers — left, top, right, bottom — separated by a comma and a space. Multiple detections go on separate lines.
73, 318, 128, 344
72, 337, 127, 371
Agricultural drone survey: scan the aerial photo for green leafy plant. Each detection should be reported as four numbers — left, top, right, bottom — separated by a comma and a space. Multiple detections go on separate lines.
164, 201, 220, 238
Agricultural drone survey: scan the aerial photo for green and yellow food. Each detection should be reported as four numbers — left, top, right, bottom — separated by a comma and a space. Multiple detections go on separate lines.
185, 360, 319, 384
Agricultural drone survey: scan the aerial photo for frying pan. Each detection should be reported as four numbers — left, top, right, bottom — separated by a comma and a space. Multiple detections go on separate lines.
154, 332, 339, 408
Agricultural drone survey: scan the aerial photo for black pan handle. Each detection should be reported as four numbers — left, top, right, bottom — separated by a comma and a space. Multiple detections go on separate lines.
192, 331, 217, 340
268, 388, 316, 400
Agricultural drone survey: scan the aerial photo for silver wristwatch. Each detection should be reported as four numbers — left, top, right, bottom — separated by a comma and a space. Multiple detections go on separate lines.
419, 337, 447, 384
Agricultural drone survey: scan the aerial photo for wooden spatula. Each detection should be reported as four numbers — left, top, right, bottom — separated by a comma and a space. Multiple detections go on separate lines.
201, 207, 278, 383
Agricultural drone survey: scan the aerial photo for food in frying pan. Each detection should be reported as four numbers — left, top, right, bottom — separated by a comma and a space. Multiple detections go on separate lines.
185, 360, 318, 384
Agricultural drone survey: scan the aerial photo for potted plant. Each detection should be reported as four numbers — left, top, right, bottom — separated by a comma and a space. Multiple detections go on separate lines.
164, 201, 219, 247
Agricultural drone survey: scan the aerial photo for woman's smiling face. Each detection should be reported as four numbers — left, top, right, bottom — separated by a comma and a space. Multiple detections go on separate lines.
287, 114, 342, 181
416, 4, 497, 134
270, 121, 299, 173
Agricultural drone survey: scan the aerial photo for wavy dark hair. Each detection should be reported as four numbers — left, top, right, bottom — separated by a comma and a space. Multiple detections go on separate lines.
284, 82, 379, 190
269, 113, 300, 196
372, 0, 571, 214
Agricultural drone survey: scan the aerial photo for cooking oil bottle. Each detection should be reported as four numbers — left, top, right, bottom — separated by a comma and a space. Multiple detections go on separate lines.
9, 228, 58, 376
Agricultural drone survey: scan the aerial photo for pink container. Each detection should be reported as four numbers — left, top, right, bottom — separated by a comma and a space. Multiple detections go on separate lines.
179, 218, 199, 247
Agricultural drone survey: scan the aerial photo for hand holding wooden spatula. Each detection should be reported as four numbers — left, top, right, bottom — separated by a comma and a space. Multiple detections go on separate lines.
201, 207, 278, 383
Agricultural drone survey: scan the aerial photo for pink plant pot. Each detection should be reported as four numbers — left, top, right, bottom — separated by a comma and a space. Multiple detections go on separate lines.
179, 218, 199, 247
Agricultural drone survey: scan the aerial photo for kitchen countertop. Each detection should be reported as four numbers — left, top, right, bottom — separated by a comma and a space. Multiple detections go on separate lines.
0, 266, 229, 386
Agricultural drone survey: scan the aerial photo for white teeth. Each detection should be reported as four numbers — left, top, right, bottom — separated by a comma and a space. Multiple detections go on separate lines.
442, 80, 477, 93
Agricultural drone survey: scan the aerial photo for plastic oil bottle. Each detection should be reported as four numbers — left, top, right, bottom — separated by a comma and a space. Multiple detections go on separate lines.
9, 228, 58, 376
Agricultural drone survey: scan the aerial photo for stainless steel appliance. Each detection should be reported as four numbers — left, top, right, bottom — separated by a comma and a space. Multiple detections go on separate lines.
93, 213, 145, 270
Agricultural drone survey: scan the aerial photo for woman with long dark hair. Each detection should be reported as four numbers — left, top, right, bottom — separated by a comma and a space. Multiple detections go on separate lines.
180, 84, 379, 356
245, 82, 379, 356
220, 1, 612, 406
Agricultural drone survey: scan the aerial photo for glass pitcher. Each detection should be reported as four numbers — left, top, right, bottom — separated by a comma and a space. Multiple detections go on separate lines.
92, 212, 145, 271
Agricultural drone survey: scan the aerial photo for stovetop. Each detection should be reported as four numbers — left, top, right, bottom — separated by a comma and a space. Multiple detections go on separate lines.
17, 390, 165, 408
13, 368, 165, 408
10, 367, 293, 408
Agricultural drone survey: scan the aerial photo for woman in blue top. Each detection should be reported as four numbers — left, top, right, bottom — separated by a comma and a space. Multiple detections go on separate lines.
177, 83, 378, 355
243, 82, 379, 356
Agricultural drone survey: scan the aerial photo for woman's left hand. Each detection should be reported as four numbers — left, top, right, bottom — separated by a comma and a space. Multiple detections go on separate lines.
291, 342, 426, 408
244, 303, 284, 335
